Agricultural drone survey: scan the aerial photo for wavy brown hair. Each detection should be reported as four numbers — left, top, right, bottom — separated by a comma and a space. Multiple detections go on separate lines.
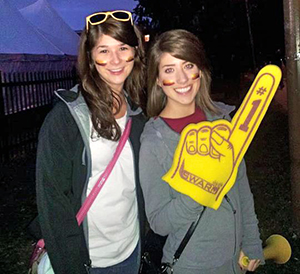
147, 29, 219, 117
77, 15, 146, 141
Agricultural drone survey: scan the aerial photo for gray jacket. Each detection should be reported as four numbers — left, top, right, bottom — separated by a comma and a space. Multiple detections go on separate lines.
139, 103, 264, 273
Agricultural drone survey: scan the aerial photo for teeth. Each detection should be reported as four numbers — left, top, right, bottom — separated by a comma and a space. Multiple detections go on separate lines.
175, 86, 191, 93
110, 68, 123, 72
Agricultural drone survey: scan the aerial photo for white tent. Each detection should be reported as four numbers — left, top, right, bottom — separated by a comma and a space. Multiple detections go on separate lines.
19, 0, 79, 55
0, 0, 63, 55
0, 0, 78, 73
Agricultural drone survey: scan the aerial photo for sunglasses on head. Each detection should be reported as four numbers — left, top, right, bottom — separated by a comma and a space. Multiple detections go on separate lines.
86, 10, 133, 31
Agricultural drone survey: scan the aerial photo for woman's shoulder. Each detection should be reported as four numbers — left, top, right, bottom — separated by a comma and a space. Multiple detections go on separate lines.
40, 95, 79, 137
206, 101, 236, 121
54, 84, 80, 103
45, 85, 86, 123
213, 101, 236, 114
43, 101, 70, 125
140, 117, 171, 145
142, 117, 160, 135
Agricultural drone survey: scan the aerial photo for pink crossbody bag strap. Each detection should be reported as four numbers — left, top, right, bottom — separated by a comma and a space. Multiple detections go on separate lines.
37, 118, 132, 248
76, 118, 132, 224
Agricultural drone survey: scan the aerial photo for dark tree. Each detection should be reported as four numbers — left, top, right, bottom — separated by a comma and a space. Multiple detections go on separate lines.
134, 0, 284, 78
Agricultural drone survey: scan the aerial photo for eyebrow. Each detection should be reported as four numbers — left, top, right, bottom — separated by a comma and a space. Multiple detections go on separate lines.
161, 64, 175, 68
96, 43, 126, 50
161, 61, 188, 68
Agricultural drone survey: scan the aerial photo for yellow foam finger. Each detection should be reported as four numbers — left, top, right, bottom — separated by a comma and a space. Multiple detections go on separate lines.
163, 120, 235, 209
230, 64, 282, 167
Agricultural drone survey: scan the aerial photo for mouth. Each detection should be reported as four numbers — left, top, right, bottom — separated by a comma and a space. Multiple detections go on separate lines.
108, 68, 124, 75
174, 85, 192, 94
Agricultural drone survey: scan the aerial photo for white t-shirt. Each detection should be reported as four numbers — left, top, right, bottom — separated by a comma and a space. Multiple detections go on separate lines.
87, 114, 139, 267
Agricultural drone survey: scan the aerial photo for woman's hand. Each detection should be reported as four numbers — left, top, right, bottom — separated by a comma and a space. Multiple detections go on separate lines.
238, 250, 261, 272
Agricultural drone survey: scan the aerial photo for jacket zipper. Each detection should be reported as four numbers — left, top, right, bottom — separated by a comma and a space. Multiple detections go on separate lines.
225, 195, 238, 274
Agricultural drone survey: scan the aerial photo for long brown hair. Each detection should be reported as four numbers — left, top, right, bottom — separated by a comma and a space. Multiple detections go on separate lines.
147, 29, 219, 117
77, 15, 146, 140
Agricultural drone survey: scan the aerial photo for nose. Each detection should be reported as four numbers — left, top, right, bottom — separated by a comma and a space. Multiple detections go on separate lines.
110, 50, 121, 65
176, 68, 188, 85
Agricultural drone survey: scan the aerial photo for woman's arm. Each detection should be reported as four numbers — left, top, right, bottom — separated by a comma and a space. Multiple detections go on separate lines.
36, 103, 88, 274
139, 135, 203, 236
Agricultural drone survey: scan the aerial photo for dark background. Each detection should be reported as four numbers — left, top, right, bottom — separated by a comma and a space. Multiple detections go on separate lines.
135, 0, 285, 82
1, 0, 299, 273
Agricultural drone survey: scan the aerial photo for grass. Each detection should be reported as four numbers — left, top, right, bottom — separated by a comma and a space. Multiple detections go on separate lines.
0, 101, 299, 274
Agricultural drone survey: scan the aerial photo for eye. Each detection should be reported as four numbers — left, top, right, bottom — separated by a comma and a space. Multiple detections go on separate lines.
165, 67, 174, 73
120, 46, 129, 51
99, 49, 108, 54
185, 63, 194, 69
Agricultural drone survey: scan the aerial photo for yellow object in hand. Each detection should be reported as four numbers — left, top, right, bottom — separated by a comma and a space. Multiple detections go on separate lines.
242, 234, 292, 266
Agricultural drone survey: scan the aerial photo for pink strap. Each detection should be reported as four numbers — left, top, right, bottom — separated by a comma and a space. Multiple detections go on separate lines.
38, 118, 132, 249
76, 118, 132, 224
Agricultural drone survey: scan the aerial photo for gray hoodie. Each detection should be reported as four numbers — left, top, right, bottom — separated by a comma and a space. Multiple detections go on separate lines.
139, 103, 264, 274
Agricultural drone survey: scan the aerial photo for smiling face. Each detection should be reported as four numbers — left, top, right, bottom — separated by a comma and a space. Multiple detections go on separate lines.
157, 53, 201, 117
91, 34, 135, 93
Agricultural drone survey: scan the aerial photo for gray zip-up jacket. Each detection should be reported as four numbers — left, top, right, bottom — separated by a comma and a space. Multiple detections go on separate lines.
139, 103, 264, 274
36, 85, 147, 274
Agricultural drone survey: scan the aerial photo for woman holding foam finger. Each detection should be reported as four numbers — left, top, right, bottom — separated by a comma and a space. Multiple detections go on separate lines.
139, 29, 263, 273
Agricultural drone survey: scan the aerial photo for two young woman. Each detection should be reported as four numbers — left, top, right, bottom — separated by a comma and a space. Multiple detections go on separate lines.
36, 9, 263, 274
139, 29, 264, 273
36, 11, 146, 274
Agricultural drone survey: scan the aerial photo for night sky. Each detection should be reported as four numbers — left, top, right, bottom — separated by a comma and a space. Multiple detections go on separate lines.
47, 0, 138, 30
9, 0, 138, 30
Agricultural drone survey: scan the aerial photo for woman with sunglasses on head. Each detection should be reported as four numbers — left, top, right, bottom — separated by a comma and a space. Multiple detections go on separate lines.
139, 29, 263, 273
35, 10, 146, 274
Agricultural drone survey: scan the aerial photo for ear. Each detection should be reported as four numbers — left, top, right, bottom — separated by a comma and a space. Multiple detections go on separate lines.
156, 78, 162, 88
